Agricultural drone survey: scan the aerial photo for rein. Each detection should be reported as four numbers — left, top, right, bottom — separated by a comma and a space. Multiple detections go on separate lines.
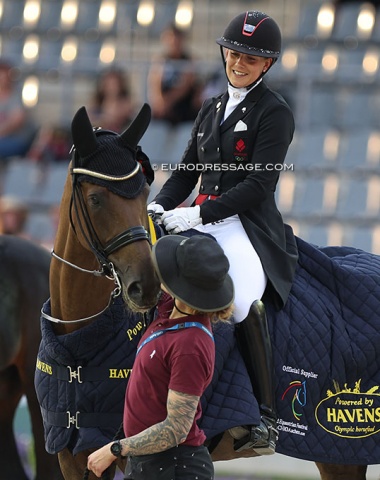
41, 162, 155, 325
40, 259, 122, 325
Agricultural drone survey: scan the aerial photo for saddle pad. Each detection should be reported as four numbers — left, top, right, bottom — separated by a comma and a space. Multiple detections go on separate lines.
200, 321, 260, 438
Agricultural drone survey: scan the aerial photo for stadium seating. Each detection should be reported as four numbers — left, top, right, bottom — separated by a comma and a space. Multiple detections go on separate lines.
0, 1, 25, 29
1, 0, 380, 252
140, 120, 172, 165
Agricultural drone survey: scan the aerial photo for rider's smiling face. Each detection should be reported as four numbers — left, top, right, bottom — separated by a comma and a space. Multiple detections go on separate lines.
225, 49, 272, 88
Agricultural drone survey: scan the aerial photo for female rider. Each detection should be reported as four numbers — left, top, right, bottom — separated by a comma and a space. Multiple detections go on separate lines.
148, 11, 299, 454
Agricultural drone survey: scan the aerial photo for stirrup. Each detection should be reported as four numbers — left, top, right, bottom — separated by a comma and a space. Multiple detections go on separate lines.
232, 417, 278, 455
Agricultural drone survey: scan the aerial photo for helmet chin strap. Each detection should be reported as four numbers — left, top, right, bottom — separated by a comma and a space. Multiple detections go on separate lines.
230, 76, 262, 91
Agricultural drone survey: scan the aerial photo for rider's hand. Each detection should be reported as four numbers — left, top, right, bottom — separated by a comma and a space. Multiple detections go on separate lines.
161, 206, 202, 234
147, 202, 164, 220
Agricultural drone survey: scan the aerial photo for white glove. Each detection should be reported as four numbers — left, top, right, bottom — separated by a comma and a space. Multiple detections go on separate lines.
147, 202, 164, 217
162, 205, 202, 234
147, 202, 165, 224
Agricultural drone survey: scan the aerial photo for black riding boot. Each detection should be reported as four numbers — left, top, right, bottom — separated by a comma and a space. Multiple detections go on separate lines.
232, 299, 278, 455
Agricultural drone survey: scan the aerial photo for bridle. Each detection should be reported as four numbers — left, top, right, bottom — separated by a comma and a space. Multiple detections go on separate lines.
70, 162, 150, 273
41, 161, 153, 325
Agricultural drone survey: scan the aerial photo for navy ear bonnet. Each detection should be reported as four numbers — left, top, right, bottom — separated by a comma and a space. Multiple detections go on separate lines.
70, 103, 154, 198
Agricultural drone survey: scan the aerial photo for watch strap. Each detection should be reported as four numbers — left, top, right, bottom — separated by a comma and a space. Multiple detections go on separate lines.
110, 440, 126, 458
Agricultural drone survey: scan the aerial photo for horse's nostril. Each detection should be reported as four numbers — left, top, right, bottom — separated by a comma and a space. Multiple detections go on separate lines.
127, 282, 143, 301
125, 280, 160, 310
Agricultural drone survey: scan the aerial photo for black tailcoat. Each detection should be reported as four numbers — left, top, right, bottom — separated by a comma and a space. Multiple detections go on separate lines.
154, 81, 298, 310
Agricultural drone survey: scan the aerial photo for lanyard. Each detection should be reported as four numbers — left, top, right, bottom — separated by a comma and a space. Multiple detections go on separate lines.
136, 322, 214, 357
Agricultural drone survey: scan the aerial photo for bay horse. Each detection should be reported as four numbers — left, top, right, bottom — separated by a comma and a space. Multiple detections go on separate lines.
0, 234, 63, 480
35, 103, 376, 480
35, 103, 160, 480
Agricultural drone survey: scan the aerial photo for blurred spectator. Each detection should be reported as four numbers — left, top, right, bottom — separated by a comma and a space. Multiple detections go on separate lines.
28, 124, 71, 165
0, 60, 36, 161
0, 195, 60, 248
35, 203, 61, 251
147, 23, 201, 126
0, 195, 30, 237
88, 67, 135, 132
28, 68, 134, 165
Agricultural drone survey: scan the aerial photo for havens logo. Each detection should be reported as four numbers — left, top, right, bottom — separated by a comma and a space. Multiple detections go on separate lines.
315, 379, 380, 438
36, 358, 52, 375
109, 368, 132, 379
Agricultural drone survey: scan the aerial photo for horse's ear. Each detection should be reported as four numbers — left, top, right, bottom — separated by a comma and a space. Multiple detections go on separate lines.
71, 106, 98, 162
120, 103, 151, 150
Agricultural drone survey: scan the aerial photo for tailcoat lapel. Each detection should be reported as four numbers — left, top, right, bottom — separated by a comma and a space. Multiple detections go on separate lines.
211, 92, 228, 143
220, 82, 267, 134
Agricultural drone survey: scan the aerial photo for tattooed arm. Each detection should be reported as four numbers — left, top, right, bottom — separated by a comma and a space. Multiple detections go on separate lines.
87, 389, 199, 477
121, 389, 199, 454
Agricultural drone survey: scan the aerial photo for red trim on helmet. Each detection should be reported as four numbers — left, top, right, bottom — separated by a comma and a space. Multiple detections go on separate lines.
242, 12, 269, 37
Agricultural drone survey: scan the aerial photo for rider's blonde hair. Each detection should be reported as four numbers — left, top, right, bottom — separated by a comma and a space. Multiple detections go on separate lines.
186, 304, 234, 324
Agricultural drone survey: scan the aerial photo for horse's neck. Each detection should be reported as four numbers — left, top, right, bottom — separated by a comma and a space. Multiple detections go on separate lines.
50, 228, 114, 335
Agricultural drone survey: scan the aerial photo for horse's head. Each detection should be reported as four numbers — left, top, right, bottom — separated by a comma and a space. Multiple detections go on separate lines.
70, 104, 160, 312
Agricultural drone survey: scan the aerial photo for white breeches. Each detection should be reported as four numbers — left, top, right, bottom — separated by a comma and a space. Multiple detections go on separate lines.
194, 215, 267, 323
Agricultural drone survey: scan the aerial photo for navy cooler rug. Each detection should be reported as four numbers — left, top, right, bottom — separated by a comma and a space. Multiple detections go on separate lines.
266, 236, 380, 465
35, 296, 143, 455
35, 231, 380, 465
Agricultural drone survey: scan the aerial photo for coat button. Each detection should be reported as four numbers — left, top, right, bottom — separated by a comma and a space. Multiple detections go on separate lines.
216, 147, 220, 152
200, 185, 204, 191
214, 185, 219, 192
201, 147, 205, 152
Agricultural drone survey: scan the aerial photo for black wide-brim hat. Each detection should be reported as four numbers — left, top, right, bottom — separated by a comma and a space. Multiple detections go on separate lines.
152, 234, 234, 312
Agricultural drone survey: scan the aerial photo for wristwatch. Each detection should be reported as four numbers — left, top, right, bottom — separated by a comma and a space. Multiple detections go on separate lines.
110, 440, 125, 458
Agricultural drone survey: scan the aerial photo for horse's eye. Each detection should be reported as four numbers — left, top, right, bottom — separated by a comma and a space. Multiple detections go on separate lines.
88, 195, 100, 207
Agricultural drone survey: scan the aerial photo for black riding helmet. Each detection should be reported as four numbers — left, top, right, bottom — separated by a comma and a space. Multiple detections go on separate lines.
216, 11, 281, 88
216, 11, 281, 60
